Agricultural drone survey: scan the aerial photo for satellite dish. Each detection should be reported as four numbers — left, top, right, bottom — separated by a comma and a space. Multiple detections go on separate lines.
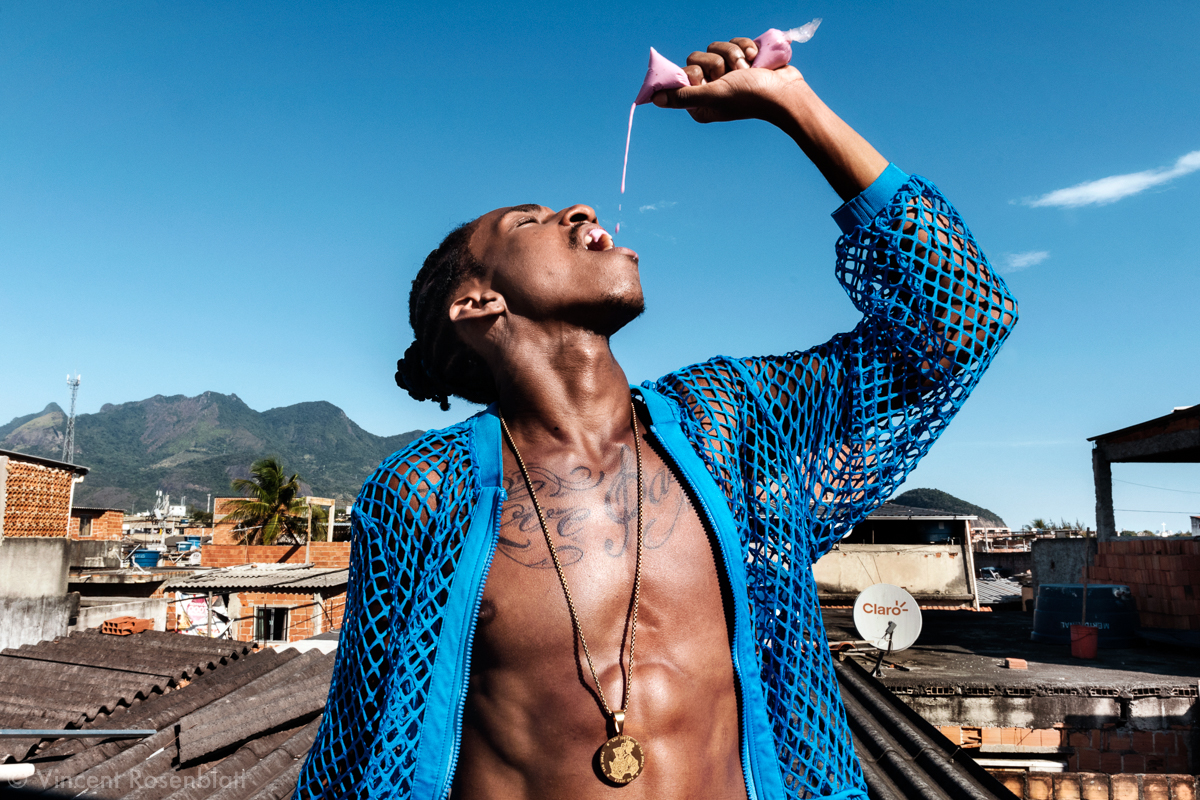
853, 584, 922, 653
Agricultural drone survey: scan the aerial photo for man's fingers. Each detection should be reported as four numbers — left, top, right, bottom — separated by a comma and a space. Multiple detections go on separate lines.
683, 64, 704, 87
653, 83, 704, 109
707, 40, 748, 73
730, 37, 758, 62
687, 51, 724, 81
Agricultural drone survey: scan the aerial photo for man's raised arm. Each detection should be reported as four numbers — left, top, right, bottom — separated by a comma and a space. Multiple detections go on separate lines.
654, 38, 1018, 559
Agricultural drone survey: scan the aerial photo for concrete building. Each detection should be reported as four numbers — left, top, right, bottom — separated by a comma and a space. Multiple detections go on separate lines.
813, 502, 981, 609
0, 451, 89, 649
1089, 404, 1200, 541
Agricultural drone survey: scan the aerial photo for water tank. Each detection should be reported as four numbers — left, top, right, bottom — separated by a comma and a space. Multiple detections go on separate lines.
1031, 584, 1139, 647
131, 550, 161, 569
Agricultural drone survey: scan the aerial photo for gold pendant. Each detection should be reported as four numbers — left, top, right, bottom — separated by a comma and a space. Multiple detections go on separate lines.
598, 734, 644, 784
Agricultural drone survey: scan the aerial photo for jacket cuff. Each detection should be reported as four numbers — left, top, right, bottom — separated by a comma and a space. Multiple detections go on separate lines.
831, 163, 909, 235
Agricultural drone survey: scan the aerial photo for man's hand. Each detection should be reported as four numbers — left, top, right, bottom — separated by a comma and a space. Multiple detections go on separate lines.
652, 37, 807, 126
654, 35, 888, 201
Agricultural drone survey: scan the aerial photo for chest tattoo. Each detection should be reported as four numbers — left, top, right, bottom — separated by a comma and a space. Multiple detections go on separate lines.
498, 445, 687, 568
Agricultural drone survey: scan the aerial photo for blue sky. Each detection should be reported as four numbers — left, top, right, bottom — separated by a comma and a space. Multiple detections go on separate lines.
2, 1, 1198, 531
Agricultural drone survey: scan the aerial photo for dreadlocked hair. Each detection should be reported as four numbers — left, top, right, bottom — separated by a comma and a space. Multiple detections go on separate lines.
395, 220, 498, 411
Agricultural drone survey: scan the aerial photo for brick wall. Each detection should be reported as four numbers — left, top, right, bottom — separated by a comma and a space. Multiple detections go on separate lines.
991, 772, 1197, 800
68, 508, 124, 540
211, 521, 239, 545
1, 458, 77, 537
225, 589, 347, 643
1086, 540, 1200, 630
200, 542, 351, 569
939, 726, 1193, 775
211, 498, 240, 545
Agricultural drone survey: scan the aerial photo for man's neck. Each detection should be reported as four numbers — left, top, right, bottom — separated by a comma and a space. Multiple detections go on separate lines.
492, 325, 633, 459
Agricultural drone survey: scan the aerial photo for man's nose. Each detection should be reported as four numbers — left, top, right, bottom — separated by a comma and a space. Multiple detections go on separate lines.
557, 204, 597, 225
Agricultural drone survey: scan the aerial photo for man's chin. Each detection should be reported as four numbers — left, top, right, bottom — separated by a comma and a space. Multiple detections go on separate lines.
576, 294, 646, 338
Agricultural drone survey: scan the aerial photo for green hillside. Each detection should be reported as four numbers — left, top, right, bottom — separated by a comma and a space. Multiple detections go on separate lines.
892, 487, 1007, 528
0, 403, 63, 441
0, 393, 422, 511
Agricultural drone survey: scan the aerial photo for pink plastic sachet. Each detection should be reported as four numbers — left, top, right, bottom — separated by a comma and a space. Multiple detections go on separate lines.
750, 18, 822, 71
632, 19, 821, 105
633, 47, 691, 105
622, 19, 821, 194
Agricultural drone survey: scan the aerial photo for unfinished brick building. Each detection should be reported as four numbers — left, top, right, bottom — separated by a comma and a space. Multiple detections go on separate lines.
67, 506, 125, 540
0, 449, 88, 539
164, 563, 347, 643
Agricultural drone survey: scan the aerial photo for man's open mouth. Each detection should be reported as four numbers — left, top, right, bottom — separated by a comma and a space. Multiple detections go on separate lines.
584, 227, 614, 252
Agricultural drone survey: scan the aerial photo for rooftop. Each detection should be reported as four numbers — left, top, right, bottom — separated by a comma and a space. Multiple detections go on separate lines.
0, 448, 88, 475
975, 578, 1023, 606
0, 629, 252, 764
1089, 404, 1200, 463
823, 607, 1200, 695
868, 502, 979, 521
8, 632, 334, 797
164, 564, 349, 592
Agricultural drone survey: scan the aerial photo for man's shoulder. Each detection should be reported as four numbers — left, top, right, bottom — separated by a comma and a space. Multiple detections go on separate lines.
359, 413, 482, 502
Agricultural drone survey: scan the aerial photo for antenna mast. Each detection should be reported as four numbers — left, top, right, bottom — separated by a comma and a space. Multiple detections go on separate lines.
62, 374, 81, 463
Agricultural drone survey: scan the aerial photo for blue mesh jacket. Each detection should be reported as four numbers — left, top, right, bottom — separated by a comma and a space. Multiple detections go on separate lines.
294, 166, 1017, 800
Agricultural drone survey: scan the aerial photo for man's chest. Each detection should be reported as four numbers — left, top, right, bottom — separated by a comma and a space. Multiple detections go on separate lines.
474, 440, 731, 670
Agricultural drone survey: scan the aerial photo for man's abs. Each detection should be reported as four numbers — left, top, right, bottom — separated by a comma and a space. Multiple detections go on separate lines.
451, 441, 748, 800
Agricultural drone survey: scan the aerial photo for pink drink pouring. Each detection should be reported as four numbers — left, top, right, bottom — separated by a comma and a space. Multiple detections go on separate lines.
620, 20, 821, 196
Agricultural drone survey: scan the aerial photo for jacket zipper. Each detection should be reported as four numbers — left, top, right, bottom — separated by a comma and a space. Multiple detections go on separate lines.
437, 488, 504, 800
433, 416, 765, 799
644, 420, 762, 800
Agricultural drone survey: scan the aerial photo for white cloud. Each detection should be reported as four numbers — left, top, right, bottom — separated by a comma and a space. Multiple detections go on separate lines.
1004, 250, 1049, 271
638, 200, 676, 212
1028, 149, 1200, 208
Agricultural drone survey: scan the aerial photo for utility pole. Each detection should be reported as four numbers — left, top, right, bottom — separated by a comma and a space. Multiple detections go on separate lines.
62, 374, 81, 463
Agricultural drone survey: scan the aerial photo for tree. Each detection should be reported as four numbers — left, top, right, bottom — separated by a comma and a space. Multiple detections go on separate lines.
222, 457, 312, 546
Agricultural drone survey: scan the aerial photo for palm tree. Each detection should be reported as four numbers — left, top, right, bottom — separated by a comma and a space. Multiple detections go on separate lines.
223, 457, 311, 545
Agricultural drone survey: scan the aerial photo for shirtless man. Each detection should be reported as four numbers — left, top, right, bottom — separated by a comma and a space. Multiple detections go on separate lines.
296, 33, 1017, 800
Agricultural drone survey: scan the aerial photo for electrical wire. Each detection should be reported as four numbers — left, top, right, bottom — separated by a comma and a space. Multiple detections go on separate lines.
1113, 479, 1200, 495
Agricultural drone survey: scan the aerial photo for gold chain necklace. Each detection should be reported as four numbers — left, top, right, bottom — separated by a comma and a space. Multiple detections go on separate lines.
499, 402, 646, 785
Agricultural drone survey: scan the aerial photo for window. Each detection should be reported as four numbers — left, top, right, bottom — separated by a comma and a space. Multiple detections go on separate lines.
78, 516, 92, 537
254, 607, 289, 642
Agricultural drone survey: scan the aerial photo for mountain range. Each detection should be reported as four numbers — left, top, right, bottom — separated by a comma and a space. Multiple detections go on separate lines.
1, 394, 1007, 526
0, 393, 422, 511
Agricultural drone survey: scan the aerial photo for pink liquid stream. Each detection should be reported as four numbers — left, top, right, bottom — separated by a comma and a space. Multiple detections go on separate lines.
621, 102, 636, 195
616, 103, 636, 234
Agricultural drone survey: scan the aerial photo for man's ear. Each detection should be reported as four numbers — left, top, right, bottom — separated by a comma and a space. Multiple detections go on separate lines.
448, 281, 505, 325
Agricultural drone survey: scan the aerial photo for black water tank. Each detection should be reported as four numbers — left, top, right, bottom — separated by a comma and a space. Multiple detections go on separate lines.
1031, 584, 1139, 647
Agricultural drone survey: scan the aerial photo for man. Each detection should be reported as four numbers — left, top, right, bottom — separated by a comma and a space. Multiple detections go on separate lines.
296, 34, 1016, 800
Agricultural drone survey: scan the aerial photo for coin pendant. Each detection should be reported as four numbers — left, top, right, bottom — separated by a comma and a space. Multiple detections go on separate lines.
598, 734, 644, 784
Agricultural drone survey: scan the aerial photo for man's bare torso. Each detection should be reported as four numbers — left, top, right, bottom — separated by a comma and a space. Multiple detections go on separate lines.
451, 428, 748, 800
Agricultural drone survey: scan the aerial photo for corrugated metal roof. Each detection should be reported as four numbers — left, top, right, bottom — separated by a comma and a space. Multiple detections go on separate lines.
976, 578, 1023, 606
869, 502, 978, 521
0, 629, 251, 763
7, 637, 336, 798
835, 655, 1018, 800
6, 623, 1024, 799
164, 566, 349, 592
